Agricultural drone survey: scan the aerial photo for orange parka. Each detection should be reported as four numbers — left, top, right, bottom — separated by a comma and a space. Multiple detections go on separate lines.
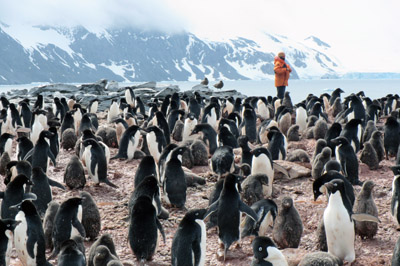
274, 56, 292, 87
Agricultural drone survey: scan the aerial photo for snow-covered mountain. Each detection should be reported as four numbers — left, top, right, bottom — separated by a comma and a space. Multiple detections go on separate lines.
0, 23, 344, 84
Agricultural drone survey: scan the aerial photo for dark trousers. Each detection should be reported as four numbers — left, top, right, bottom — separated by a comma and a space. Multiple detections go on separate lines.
277, 86, 286, 99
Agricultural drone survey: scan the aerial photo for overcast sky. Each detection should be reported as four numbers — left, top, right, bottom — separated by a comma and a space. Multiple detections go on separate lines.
0, 0, 399, 72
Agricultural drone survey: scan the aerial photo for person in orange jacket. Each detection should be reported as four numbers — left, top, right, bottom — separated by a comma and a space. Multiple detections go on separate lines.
274, 51, 292, 99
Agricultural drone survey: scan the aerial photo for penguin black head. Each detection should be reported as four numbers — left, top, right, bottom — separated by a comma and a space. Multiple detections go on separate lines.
0, 218, 21, 232
391, 166, 400, 176
252, 236, 277, 261
251, 147, 271, 158
138, 175, 160, 190
11, 174, 33, 186
324, 178, 346, 195
94, 245, 114, 262
39, 130, 55, 140
1, 133, 14, 140
330, 136, 349, 146
323, 160, 342, 173
82, 138, 99, 147
281, 197, 293, 210
223, 173, 243, 192
237, 135, 250, 148
64, 197, 83, 208
9, 200, 38, 216
182, 208, 207, 223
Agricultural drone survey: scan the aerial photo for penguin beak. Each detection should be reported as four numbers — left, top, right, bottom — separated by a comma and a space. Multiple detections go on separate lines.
323, 182, 334, 192
9, 203, 21, 211
139, 129, 148, 135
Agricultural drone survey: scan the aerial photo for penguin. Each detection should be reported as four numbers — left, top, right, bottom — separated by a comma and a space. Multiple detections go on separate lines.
384, 116, 400, 159
211, 146, 235, 178
286, 124, 300, 142
242, 108, 258, 143
80, 191, 101, 240
391, 167, 400, 228
16, 136, 34, 161
163, 146, 188, 208
134, 156, 158, 188
360, 142, 379, 170
30, 110, 45, 146
190, 124, 218, 155
311, 147, 332, 180
107, 99, 120, 123
238, 136, 252, 166
24, 130, 56, 173
251, 236, 287, 266
8, 103, 23, 128
158, 143, 178, 181
331, 136, 361, 185
188, 97, 201, 120
78, 113, 96, 136
31, 167, 65, 217
33, 94, 44, 110
19, 101, 32, 128
57, 239, 86, 266
251, 147, 274, 197
241, 174, 270, 206
43, 201, 59, 250
369, 130, 385, 162
93, 245, 119, 266
272, 196, 303, 249
298, 252, 343, 266
146, 125, 166, 163
96, 126, 118, 148
182, 113, 198, 142
329, 88, 344, 106
366, 101, 381, 122
125, 87, 135, 107
88, 234, 118, 266
353, 180, 378, 239
313, 170, 355, 206
309, 102, 328, 121
331, 98, 343, 118
202, 102, 219, 130
205, 179, 225, 230
61, 111, 75, 135
313, 119, 328, 140
362, 121, 377, 145
219, 118, 239, 139
241, 199, 278, 238
49, 197, 85, 259
340, 119, 363, 152
256, 97, 270, 120
295, 103, 308, 133
64, 155, 86, 189
4, 160, 32, 187
286, 149, 310, 163
168, 109, 185, 132
48, 126, 60, 159
171, 208, 207, 266
0, 133, 13, 157
204, 174, 258, 260
82, 139, 118, 188
190, 140, 209, 166
0, 218, 21, 266
323, 160, 342, 173
218, 126, 238, 148
153, 111, 171, 145
128, 195, 165, 263
88, 99, 99, 114
324, 122, 341, 157
267, 126, 287, 160
11, 200, 52, 266
0, 174, 36, 219
53, 97, 66, 122
0, 152, 10, 177
393, 236, 400, 266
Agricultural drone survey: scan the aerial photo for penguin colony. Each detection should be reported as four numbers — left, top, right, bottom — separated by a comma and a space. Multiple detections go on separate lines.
0, 83, 399, 265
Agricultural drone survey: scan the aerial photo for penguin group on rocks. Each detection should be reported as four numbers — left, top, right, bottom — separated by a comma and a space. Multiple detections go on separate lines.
0, 80, 399, 265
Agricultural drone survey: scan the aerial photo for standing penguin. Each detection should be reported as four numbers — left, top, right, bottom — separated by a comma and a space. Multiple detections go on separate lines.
267, 126, 287, 160
107, 99, 120, 123
43, 201, 59, 250
331, 136, 361, 185
171, 209, 207, 266
111, 125, 142, 160
295, 103, 308, 133
19, 101, 32, 128
16, 136, 34, 161
57, 239, 86, 266
0, 219, 21, 266
64, 155, 86, 189
272, 196, 303, 249
391, 166, 400, 228
24, 130, 56, 173
88, 234, 119, 266
251, 147, 274, 197
205, 174, 258, 260
80, 191, 101, 240
340, 119, 363, 152
146, 126, 166, 163
202, 102, 219, 130
82, 139, 117, 188
251, 236, 288, 266
324, 122, 342, 157
0, 133, 14, 157
242, 108, 258, 143
384, 116, 400, 159
211, 146, 235, 178
125, 87, 135, 107
312, 147, 332, 180
353, 180, 378, 239
182, 113, 198, 142
153, 111, 170, 145
238, 136, 252, 166
134, 156, 158, 188
218, 126, 238, 148
12, 200, 52, 266
329, 88, 344, 106
128, 195, 165, 263
49, 197, 86, 260
190, 124, 218, 155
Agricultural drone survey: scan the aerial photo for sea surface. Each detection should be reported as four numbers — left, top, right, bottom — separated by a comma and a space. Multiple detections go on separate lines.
1, 79, 399, 104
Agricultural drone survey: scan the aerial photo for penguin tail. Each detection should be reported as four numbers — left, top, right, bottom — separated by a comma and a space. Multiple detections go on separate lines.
139, 259, 145, 266
224, 245, 229, 261
48, 247, 59, 260
104, 179, 118, 188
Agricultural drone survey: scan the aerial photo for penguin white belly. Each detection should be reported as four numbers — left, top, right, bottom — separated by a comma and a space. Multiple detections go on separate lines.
258, 102, 269, 120
347, 112, 355, 122
324, 192, 355, 262
5, 230, 14, 266
107, 103, 120, 123
90, 101, 98, 114
265, 246, 288, 266
147, 132, 160, 162
38, 114, 47, 130
128, 131, 140, 160
71, 206, 83, 238
195, 219, 206, 266
100, 142, 110, 164
252, 154, 274, 184
335, 147, 340, 162
207, 109, 217, 130
259, 211, 274, 236
14, 212, 30, 265
182, 119, 197, 142
394, 200, 399, 224
5, 138, 12, 157
125, 90, 133, 105
74, 110, 82, 134
225, 101, 233, 115
31, 121, 44, 146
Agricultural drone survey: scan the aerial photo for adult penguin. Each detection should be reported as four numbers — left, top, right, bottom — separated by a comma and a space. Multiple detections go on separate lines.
48, 126, 60, 159
107, 99, 120, 123
168, 109, 185, 133
313, 169, 355, 204
0, 174, 36, 219
9, 103, 23, 129
12, 200, 52, 266
323, 179, 379, 263
251, 236, 288, 266
147, 102, 158, 122
153, 111, 170, 145
324, 122, 342, 156
128, 195, 165, 264
16, 136, 34, 161
134, 156, 158, 188
391, 166, 400, 228
340, 119, 363, 152
211, 145, 235, 178
331, 136, 361, 186
188, 97, 201, 120
267, 126, 287, 160
129, 175, 162, 218
218, 126, 238, 148
190, 124, 218, 155
146, 126, 166, 163
4, 160, 32, 187
57, 239, 86, 266
295, 102, 308, 133
88, 98, 99, 114
384, 116, 400, 159
329, 88, 344, 106
111, 125, 142, 161
78, 113, 96, 136
19, 101, 32, 128
256, 97, 270, 120
125, 87, 135, 107
61, 111, 75, 135
33, 94, 43, 110
251, 147, 274, 197
182, 113, 198, 142
49, 197, 86, 260
82, 139, 118, 188
0, 219, 21, 266
205, 174, 258, 260
242, 108, 258, 143
171, 209, 207, 266
202, 102, 219, 130
342, 94, 366, 124
238, 136, 252, 166
24, 130, 56, 173
158, 143, 179, 182
0, 133, 13, 157
219, 118, 239, 139
31, 167, 65, 217
163, 146, 188, 208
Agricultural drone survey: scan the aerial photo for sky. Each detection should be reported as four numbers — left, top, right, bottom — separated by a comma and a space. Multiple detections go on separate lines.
0, 0, 399, 72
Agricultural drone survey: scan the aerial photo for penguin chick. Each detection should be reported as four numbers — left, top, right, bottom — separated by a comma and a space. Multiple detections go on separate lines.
241, 174, 269, 206
298, 251, 343, 266
43, 201, 59, 250
88, 234, 118, 266
360, 142, 379, 170
57, 239, 86, 266
61, 128, 78, 150
211, 146, 235, 178
272, 197, 303, 249
311, 147, 332, 180
369, 131, 385, 162
64, 155, 86, 189
93, 245, 119, 266
313, 119, 328, 140
251, 236, 288, 266
287, 124, 300, 142
286, 149, 310, 163
353, 180, 378, 239
80, 191, 101, 240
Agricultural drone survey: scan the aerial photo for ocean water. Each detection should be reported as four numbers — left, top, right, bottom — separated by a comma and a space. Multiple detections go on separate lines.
1, 79, 399, 104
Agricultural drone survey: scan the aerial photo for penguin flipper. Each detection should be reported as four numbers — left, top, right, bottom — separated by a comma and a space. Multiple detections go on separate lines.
239, 201, 259, 222
48, 178, 66, 190
23, 192, 37, 201
48, 149, 56, 166
273, 162, 289, 179
204, 199, 219, 219
0, 192, 4, 198
26, 233, 38, 258
156, 218, 166, 243
23, 148, 34, 161
352, 213, 380, 223
192, 239, 201, 265
104, 178, 118, 188
72, 217, 86, 238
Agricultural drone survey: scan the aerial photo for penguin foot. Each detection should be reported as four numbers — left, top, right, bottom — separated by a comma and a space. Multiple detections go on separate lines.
354, 180, 364, 186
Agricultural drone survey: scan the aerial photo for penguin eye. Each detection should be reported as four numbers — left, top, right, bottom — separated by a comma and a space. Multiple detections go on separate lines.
7, 224, 10, 227
258, 247, 262, 251
195, 212, 199, 216
334, 183, 337, 187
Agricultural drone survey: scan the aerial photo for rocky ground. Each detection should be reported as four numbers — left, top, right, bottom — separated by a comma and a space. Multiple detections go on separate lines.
2, 112, 398, 266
